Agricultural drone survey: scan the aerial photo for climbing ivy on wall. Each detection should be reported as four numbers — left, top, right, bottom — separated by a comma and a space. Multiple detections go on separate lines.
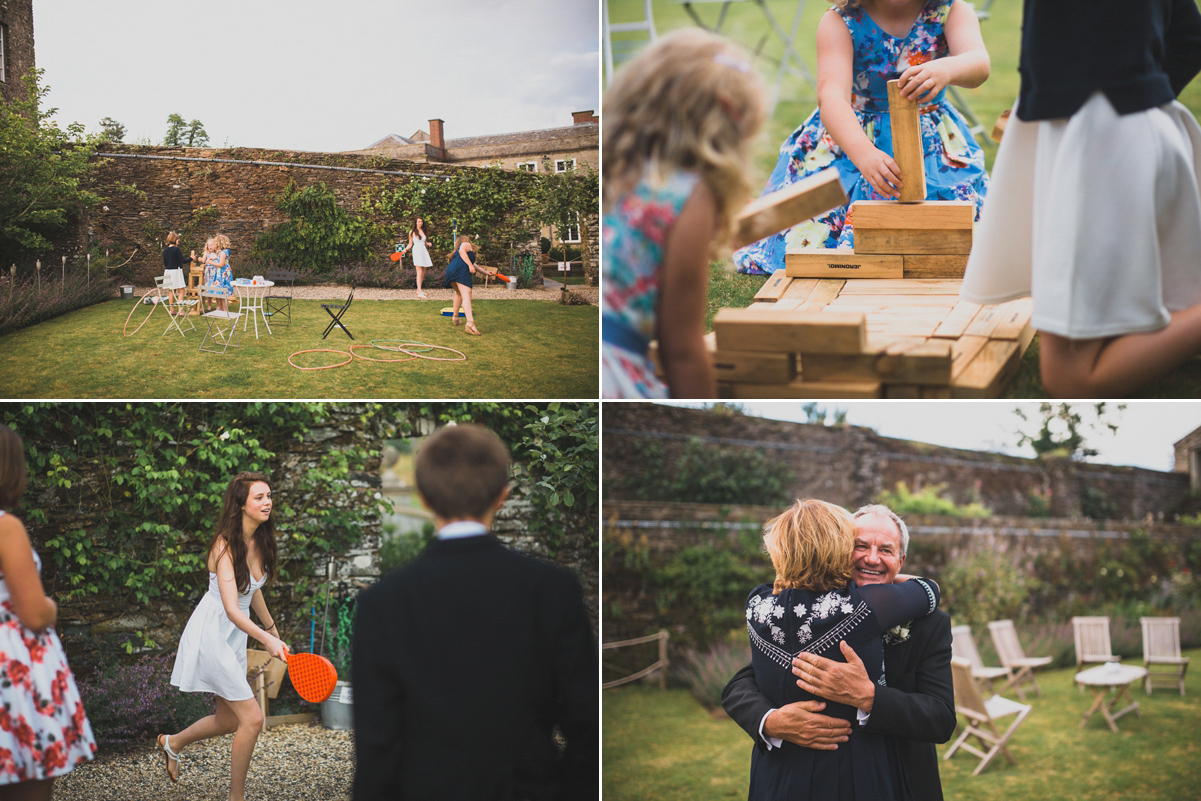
361, 167, 540, 266
252, 182, 376, 272
1, 402, 389, 608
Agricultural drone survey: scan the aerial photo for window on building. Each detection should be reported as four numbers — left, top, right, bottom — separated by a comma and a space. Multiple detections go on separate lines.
0, 24, 7, 84
563, 212, 581, 244
554, 158, 577, 173
516, 161, 537, 172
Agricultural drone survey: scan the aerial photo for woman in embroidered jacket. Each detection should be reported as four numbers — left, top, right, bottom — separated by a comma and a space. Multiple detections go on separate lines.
744, 499, 940, 801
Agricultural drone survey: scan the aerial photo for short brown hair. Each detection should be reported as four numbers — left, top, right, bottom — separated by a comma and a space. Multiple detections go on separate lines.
0, 425, 28, 510
416, 424, 510, 520
166, 231, 180, 246
763, 499, 855, 595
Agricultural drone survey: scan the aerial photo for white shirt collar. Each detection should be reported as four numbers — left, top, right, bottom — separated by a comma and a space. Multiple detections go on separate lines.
437, 521, 489, 539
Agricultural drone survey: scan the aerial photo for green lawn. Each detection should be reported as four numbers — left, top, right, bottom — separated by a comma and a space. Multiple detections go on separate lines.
0, 297, 597, 398
604, 649, 1201, 801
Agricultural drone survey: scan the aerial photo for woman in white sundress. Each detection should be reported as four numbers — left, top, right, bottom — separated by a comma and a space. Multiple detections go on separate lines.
159, 472, 287, 801
402, 216, 434, 298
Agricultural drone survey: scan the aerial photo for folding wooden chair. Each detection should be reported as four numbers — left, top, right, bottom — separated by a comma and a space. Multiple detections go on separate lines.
264, 269, 297, 327
198, 308, 242, 354
1073, 616, 1120, 669
951, 624, 1011, 695
988, 619, 1053, 700
322, 286, 354, 340
1140, 617, 1189, 695
944, 656, 1032, 776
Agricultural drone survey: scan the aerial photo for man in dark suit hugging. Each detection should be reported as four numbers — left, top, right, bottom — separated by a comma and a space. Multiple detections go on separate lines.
722, 504, 955, 800
352, 423, 597, 801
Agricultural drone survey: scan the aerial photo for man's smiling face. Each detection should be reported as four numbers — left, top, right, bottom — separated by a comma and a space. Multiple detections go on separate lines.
852, 512, 905, 586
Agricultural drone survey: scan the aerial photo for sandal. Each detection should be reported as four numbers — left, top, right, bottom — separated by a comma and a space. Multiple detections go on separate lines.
417, 291, 427, 299
157, 734, 181, 782
452, 316, 462, 326
465, 324, 482, 336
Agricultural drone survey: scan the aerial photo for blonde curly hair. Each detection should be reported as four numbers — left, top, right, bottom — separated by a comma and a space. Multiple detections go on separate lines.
602, 28, 766, 257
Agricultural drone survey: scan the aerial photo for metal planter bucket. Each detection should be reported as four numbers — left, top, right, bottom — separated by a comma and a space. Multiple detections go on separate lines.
320, 680, 354, 730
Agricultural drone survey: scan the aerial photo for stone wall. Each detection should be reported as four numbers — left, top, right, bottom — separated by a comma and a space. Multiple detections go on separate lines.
50, 144, 546, 283
603, 404, 1193, 520
0, 0, 34, 104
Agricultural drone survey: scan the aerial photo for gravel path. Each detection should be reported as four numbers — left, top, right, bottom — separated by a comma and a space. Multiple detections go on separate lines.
290, 283, 597, 304
53, 724, 354, 801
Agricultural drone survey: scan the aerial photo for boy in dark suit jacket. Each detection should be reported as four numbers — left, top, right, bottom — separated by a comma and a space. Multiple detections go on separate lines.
351, 424, 598, 801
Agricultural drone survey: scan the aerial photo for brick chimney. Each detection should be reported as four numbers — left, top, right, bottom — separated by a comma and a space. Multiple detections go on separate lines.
572, 110, 598, 125
428, 118, 446, 160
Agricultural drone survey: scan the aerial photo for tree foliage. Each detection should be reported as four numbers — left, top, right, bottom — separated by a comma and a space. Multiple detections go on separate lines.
98, 117, 126, 143
609, 436, 795, 507
0, 70, 105, 258
163, 114, 208, 147
1014, 402, 1124, 460
532, 159, 598, 280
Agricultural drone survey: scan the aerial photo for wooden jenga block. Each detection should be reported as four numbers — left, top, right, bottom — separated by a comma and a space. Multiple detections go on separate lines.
887, 79, 926, 202
903, 254, 970, 279
733, 170, 848, 249
990, 297, 1034, 341
801, 338, 951, 385
885, 385, 922, 398
855, 228, 973, 254
785, 250, 904, 279
713, 350, 797, 384
850, 201, 975, 230
950, 335, 989, 381
992, 109, 1011, 143
921, 386, 953, 398
838, 279, 962, 296
963, 300, 1015, 338
754, 271, 793, 301
713, 307, 865, 354
933, 299, 983, 339
726, 378, 882, 399
951, 340, 1021, 398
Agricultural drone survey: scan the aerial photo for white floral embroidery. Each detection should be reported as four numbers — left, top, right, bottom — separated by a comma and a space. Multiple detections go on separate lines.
841, 601, 854, 615
746, 606, 754, 621
793, 602, 808, 617
771, 625, 785, 645
797, 622, 813, 644
772, 605, 785, 619
813, 591, 849, 619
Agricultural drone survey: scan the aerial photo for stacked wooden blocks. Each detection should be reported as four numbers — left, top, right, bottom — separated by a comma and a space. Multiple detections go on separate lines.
710, 278, 1034, 398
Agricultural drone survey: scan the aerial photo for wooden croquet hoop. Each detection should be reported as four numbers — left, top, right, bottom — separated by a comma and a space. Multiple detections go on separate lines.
288, 349, 353, 370
393, 342, 467, 362
122, 290, 160, 337
350, 344, 418, 363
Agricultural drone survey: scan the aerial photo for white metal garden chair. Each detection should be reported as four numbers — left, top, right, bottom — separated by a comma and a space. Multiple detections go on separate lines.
1140, 617, 1189, 695
988, 619, 1053, 700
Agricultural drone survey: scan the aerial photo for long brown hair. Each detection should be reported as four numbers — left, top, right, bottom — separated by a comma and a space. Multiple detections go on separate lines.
209, 471, 277, 593
0, 424, 28, 510
410, 215, 430, 239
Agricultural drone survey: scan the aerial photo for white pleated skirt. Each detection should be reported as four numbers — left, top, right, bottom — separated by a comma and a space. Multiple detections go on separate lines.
961, 92, 1201, 339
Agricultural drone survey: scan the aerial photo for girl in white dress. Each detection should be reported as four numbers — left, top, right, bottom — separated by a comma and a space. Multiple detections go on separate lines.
159, 472, 287, 801
402, 216, 434, 298
0, 425, 96, 800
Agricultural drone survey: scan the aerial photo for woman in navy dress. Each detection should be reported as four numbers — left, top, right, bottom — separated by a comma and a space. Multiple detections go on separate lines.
444, 235, 482, 336
745, 499, 940, 801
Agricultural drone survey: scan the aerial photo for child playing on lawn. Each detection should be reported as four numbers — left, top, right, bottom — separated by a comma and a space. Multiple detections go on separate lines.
602, 28, 767, 398
202, 238, 233, 314
960, 0, 1201, 397
734, 0, 991, 273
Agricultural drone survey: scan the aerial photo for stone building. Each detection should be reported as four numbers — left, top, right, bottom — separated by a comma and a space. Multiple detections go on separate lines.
1173, 424, 1201, 488
0, 0, 35, 104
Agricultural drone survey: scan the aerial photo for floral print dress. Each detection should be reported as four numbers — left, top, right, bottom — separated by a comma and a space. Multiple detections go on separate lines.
602, 168, 701, 398
0, 511, 96, 784
734, 0, 989, 273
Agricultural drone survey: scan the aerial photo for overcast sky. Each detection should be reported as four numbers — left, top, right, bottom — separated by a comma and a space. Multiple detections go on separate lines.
656, 402, 1201, 473
32, 0, 599, 152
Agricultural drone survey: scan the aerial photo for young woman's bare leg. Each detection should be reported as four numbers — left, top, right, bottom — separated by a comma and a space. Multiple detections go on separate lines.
1040, 305, 1201, 397
455, 282, 480, 334
224, 697, 265, 801
451, 284, 463, 324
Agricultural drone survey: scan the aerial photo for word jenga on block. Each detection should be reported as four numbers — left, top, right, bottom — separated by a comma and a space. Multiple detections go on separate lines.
683, 80, 1034, 398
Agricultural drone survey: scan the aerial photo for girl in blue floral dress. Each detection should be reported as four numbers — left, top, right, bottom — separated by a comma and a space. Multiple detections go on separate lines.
0, 425, 96, 797
735, 0, 990, 274
602, 29, 767, 397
